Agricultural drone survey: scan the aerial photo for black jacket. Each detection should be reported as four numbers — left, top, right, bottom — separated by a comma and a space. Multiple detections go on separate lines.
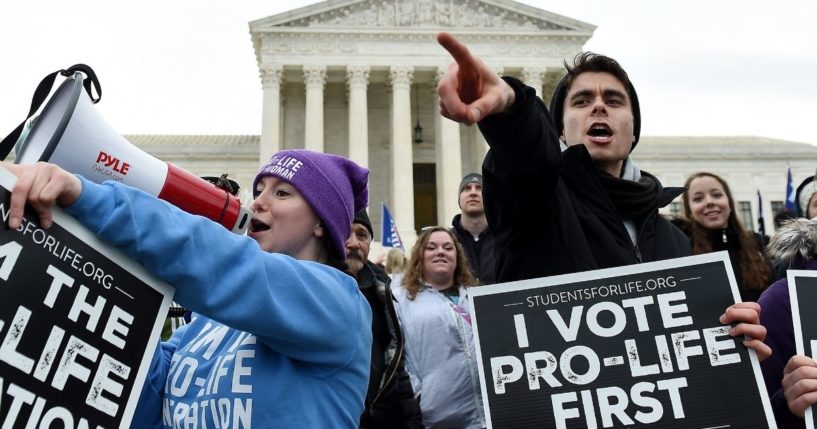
451, 214, 497, 285
356, 262, 423, 429
478, 77, 691, 282
674, 223, 772, 302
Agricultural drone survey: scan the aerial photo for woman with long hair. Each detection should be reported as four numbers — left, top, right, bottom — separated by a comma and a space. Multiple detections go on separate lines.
394, 226, 484, 428
681, 172, 773, 301
4, 149, 372, 428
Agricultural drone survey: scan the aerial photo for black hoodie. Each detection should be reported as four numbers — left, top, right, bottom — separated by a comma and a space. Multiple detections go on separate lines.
477, 77, 691, 282
451, 214, 497, 285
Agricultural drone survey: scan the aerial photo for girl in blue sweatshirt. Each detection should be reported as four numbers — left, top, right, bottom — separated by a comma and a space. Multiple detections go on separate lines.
5, 149, 373, 428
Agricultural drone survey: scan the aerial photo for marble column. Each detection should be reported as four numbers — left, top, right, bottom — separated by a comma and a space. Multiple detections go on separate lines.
346, 65, 370, 168
303, 65, 327, 152
434, 67, 463, 226
474, 127, 489, 170
259, 65, 283, 164
470, 65, 502, 169
389, 65, 417, 248
521, 66, 546, 99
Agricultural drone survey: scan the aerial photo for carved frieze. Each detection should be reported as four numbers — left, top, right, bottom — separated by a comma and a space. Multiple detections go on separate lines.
259, 32, 585, 60
278, 0, 572, 31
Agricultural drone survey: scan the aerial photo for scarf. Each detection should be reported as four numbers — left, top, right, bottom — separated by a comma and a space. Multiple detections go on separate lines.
596, 168, 663, 221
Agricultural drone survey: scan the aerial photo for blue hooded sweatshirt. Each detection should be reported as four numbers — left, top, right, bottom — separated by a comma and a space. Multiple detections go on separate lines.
64, 177, 372, 428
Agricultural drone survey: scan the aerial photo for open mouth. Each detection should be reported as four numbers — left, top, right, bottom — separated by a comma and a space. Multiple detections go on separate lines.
250, 219, 271, 233
587, 123, 613, 138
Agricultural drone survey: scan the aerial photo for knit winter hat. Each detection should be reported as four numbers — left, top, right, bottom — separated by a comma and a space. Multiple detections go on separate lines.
458, 173, 482, 194
253, 149, 369, 259
353, 209, 374, 240
549, 71, 641, 151
458, 173, 483, 209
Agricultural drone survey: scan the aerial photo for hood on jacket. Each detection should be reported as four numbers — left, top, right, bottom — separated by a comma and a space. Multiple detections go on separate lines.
767, 218, 817, 262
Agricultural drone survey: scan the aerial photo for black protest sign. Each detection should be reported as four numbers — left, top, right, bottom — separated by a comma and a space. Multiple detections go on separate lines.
0, 168, 173, 428
789, 270, 817, 429
470, 252, 774, 428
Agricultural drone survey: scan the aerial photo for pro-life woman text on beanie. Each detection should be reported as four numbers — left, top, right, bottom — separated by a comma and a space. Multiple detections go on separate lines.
3, 150, 373, 428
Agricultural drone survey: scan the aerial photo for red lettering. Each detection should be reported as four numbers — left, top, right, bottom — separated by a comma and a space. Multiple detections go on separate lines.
95, 151, 129, 176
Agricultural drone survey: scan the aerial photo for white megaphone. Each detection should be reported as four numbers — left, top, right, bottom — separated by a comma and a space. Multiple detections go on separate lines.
13, 70, 251, 234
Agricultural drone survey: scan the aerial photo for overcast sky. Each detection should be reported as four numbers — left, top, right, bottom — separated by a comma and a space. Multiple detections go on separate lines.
1, 0, 815, 145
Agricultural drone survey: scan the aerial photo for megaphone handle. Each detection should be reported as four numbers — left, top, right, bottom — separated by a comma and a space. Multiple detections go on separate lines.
0, 64, 102, 160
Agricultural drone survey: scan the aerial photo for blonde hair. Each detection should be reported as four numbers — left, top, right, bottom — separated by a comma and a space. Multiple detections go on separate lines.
402, 226, 477, 300
384, 248, 407, 275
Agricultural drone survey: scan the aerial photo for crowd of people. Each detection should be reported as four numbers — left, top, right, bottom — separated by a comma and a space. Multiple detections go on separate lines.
4, 30, 817, 428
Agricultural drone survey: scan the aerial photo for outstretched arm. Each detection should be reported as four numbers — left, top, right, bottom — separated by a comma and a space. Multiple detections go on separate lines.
436, 32, 515, 125
3, 162, 370, 368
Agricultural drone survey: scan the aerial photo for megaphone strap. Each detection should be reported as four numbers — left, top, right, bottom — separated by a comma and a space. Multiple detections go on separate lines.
63, 64, 102, 103
0, 64, 102, 160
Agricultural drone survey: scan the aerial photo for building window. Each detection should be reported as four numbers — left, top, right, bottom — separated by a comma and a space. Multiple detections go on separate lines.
738, 201, 754, 230
771, 200, 784, 215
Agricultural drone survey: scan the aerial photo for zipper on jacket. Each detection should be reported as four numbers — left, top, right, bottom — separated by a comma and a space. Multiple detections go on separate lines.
634, 244, 643, 263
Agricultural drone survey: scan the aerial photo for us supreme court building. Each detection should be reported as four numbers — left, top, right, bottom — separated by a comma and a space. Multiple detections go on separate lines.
126, 0, 817, 252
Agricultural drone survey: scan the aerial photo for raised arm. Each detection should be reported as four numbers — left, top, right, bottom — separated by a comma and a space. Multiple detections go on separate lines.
3, 162, 370, 368
436, 32, 515, 125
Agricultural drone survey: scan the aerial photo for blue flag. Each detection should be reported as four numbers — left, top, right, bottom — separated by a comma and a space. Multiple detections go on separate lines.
381, 203, 404, 249
785, 167, 796, 211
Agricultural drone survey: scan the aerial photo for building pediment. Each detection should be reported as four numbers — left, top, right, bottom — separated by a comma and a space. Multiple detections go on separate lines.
251, 0, 595, 32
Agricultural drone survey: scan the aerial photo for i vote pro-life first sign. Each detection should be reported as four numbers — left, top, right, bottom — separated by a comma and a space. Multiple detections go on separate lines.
789, 270, 817, 429
0, 166, 173, 428
469, 252, 775, 428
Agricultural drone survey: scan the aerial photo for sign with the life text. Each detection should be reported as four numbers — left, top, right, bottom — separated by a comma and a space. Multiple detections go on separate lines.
470, 252, 775, 428
788, 270, 817, 429
0, 166, 173, 428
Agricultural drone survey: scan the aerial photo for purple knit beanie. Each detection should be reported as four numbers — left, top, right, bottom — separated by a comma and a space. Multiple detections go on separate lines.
253, 149, 369, 259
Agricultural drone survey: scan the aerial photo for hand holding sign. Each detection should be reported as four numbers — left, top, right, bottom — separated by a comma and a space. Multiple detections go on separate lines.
719, 301, 771, 362
2, 162, 82, 229
469, 253, 776, 428
782, 355, 817, 418
0, 164, 172, 427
